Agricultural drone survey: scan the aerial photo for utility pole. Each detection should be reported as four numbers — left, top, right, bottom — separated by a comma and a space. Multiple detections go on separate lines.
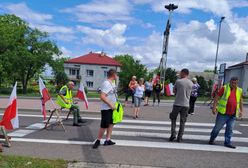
159, 3, 178, 94
214, 16, 225, 75
209, 16, 225, 105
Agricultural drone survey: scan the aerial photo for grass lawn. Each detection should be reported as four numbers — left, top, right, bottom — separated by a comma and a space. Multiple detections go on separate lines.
0, 154, 67, 168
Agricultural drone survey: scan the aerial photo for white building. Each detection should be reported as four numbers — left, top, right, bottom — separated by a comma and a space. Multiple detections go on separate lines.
225, 53, 248, 96
64, 52, 121, 91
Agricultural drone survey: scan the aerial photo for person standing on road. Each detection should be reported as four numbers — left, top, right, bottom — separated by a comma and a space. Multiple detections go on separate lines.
188, 77, 200, 115
169, 69, 193, 142
124, 76, 137, 107
56, 81, 85, 127
93, 69, 118, 149
153, 79, 163, 106
144, 78, 153, 106
133, 78, 145, 119
209, 77, 243, 149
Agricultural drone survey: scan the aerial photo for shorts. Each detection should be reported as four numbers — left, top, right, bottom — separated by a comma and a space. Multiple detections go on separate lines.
100, 109, 114, 128
134, 96, 142, 107
145, 90, 152, 97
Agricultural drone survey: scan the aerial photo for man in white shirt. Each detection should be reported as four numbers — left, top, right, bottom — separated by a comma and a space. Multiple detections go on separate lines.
93, 69, 118, 149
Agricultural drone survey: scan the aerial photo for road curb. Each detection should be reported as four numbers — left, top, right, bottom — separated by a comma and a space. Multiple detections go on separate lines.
0, 107, 100, 115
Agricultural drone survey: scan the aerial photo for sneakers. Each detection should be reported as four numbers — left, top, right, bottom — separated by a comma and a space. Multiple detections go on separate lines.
177, 137, 183, 143
209, 140, 215, 145
92, 140, 100, 149
92, 140, 116, 149
169, 135, 176, 142
224, 144, 236, 149
104, 140, 116, 146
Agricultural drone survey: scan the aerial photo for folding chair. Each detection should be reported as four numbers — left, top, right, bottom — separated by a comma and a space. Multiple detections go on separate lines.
44, 106, 66, 131
0, 126, 11, 147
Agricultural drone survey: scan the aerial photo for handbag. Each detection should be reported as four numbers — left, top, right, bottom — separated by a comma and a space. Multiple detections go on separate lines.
108, 81, 124, 124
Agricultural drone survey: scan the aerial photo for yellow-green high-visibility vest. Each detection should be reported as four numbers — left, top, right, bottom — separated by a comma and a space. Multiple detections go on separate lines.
217, 84, 242, 117
56, 85, 73, 109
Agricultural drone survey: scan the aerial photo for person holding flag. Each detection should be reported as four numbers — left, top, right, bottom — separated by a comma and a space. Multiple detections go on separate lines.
56, 81, 85, 126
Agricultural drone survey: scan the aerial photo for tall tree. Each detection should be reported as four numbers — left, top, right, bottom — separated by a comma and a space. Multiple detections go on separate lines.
0, 14, 60, 93
148, 67, 177, 84
49, 57, 69, 75
114, 55, 148, 91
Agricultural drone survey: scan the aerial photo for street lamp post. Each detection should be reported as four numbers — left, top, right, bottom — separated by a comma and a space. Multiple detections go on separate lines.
214, 16, 225, 75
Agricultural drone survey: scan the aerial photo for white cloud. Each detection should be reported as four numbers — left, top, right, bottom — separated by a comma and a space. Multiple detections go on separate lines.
0, 2, 75, 42
60, 46, 72, 58
61, 0, 133, 25
77, 23, 127, 47
2, 2, 52, 24
205, 19, 216, 31
133, 0, 248, 18
119, 18, 248, 72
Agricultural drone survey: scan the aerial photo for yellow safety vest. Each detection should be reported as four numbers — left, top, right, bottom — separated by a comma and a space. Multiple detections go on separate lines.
217, 84, 242, 117
56, 85, 73, 109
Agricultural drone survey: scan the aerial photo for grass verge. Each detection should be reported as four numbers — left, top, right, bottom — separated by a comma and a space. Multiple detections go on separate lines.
0, 154, 67, 168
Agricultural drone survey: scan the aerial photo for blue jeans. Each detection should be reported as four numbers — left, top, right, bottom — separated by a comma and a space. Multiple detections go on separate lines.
210, 113, 236, 145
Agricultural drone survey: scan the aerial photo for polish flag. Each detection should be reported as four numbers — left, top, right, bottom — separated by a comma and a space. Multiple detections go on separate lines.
0, 82, 19, 130
165, 83, 174, 96
76, 83, 89, 109
39, 77, 51, 120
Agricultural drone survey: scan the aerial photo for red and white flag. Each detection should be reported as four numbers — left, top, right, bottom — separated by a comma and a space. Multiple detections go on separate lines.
0, 82, 19, 130
76, 83, 89, 109
39, 77, 51, 120
165, 83, 174, 96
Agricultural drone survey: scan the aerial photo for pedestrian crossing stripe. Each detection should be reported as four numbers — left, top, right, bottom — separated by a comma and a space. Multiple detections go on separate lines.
10, 138, 248, 154
114, 124, 241, 134
111, 131, 248, 143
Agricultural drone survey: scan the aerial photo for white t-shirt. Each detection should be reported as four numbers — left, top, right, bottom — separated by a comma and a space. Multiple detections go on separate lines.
134, 85, 145, 98
101, 80, 117, 110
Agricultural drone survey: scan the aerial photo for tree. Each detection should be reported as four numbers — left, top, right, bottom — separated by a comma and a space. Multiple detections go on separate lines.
148, 67, 177, 84
196, 76, 208, 96
50, 57, 69, 75
55, 71, 69, 92
114, 55, 148, 91
0, 14, 61, 93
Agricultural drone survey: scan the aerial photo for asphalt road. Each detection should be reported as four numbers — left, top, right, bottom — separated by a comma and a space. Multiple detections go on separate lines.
1, 102, 248, 168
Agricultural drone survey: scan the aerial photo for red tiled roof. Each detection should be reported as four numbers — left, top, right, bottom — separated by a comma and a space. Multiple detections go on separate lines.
65, 52, 121, 67
228, 61, 248, 68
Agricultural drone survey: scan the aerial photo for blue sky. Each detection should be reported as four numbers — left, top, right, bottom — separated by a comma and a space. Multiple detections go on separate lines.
1, 0, 248, 72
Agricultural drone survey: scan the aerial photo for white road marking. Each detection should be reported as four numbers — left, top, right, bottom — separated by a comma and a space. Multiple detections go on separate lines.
112, 131, 248, 143
26, 123, 46, 130
2, 113, 216, 127
8, 129, 36, 137
114, 125, 241, 134
10, 138, 248, 154
240, 124, 248, 127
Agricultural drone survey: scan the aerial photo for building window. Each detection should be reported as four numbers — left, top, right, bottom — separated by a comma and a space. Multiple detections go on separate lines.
69, 69, 80, 76
86, 81, 94, 88
86, 70, 94, 77
69, 69, 76, 75
104, 71, 108, 77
